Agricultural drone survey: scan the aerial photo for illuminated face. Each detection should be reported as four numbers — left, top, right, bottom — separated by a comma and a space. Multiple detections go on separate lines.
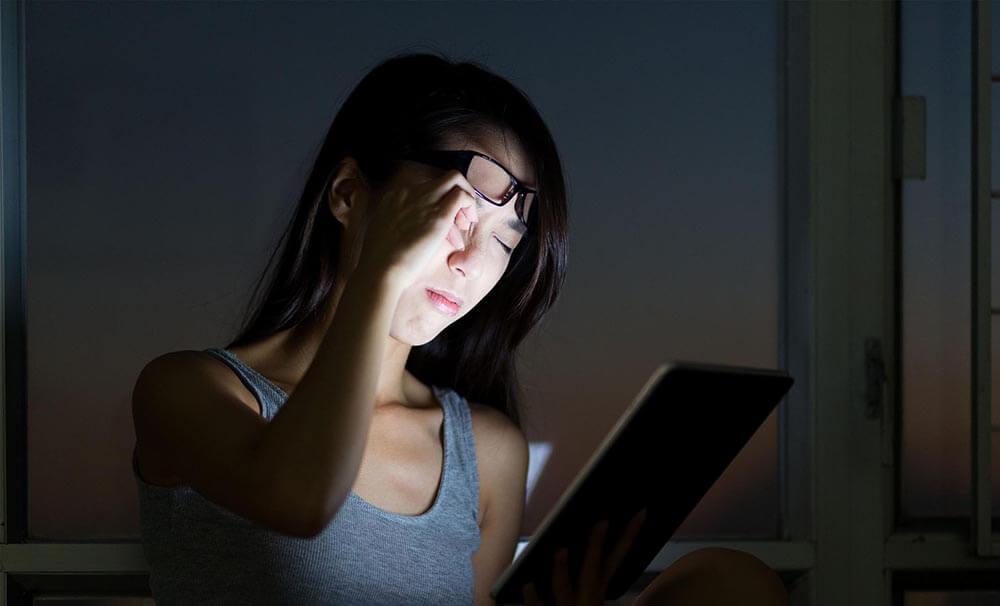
389, 129, 535, 346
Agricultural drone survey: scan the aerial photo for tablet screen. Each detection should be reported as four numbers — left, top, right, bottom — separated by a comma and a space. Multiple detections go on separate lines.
490, 361, 793, 604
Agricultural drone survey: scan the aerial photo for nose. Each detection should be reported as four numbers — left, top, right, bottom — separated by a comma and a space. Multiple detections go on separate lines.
449, 244, 485, 281
449, 204, 484, 280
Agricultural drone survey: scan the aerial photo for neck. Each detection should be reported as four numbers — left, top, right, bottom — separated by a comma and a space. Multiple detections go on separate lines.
246, 277, 422, 410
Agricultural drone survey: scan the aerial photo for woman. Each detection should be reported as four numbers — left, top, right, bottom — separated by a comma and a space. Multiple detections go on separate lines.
131, 52, 788, 605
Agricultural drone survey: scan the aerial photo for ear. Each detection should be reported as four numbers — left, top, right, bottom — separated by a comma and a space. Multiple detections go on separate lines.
327, 156, 369, 228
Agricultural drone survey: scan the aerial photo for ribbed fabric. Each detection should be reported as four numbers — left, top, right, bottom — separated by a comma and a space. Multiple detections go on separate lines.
133, 347, 481, 605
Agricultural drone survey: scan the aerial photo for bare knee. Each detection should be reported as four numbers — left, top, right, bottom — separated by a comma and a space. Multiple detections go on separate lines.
703, 548, 788, 604
633, 547, 788, 606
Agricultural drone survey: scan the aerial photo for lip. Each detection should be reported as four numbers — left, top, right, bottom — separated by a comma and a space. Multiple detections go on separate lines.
426, 288, 462, 314
427, 288, 462, 307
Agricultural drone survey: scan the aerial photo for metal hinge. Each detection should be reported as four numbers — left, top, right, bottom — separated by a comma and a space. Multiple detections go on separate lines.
894, 95, 926, 180
865, 338, 886, 419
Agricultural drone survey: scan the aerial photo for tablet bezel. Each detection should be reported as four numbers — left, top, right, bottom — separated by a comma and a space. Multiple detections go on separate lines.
490, 360, 793, 604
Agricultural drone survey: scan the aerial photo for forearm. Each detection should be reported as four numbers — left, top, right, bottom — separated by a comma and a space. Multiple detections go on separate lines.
247, 268, 404, 534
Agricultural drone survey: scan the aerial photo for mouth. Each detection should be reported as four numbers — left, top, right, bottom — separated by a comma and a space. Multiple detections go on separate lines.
426, 288, 461, 315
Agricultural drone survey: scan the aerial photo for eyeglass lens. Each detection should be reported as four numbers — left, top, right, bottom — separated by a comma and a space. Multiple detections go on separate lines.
467, 155, 534, 222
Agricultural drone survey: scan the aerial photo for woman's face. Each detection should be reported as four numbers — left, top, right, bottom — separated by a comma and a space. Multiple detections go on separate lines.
389, 129, 535, 346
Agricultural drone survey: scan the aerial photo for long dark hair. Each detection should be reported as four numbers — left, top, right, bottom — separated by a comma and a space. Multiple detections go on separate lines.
224, 52, 568, 430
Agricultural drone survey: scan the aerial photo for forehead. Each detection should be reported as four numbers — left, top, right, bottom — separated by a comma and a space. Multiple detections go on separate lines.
442, 127, 536, 189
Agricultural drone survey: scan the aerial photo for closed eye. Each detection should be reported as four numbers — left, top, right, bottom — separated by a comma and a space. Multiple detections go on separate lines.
473, 197, 516, 254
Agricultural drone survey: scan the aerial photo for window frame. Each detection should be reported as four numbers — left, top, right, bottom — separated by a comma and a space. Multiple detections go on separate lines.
2, 1, 995, 605
969, 0, 994, 561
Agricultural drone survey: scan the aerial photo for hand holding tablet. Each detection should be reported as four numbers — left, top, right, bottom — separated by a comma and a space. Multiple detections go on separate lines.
521, 508, 648, 606
491, 361, 794, 604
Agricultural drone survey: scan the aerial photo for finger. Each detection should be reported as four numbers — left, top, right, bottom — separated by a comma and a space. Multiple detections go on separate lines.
444, 187, 477, 229
433, 170, 478, 208
578, 520, 609, 596
551, 547, 573, 606
437, 184, 475, 220
453, 199, 478, 231
419, 167, 477, 202
410, 172, 476, 226
619, 508, 647, 549
602, 509, 648, 584
522, 582, 543, 606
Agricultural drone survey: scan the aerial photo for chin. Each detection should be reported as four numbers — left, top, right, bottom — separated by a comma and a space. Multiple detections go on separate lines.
411, 334, 439, 347
390, 290, 470, 346
390, 316, 453, 347
392, 329, 445, 348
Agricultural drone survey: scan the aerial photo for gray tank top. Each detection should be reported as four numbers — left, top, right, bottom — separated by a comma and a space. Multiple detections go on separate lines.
133, 347, 482, 605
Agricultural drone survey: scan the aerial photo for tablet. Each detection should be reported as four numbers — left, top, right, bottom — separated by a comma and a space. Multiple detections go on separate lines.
490, 360, 794, 604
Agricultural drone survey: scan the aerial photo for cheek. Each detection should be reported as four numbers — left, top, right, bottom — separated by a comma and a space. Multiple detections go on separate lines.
468, 268, 507, 310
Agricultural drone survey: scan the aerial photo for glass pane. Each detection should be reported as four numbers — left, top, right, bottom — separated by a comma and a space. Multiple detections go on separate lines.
905, 592, 1000, 606
27, 1, 779, 539
900, 0, 973, 521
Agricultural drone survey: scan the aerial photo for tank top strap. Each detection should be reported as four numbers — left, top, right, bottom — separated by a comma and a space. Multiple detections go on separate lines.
199, 350, 480, 524
431, 384, 481, 526
202, 348, 287, 420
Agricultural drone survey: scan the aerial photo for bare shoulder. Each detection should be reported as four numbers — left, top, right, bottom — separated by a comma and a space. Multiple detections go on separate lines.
140, 350, 260, 415
132, 350, 261, 485
139, 349, 223, 382
466, 401, 529, 525
467, 401, 527, 455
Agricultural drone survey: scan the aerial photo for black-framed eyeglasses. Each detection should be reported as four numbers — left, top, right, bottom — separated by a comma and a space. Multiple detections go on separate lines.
402, 149, 535, 227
